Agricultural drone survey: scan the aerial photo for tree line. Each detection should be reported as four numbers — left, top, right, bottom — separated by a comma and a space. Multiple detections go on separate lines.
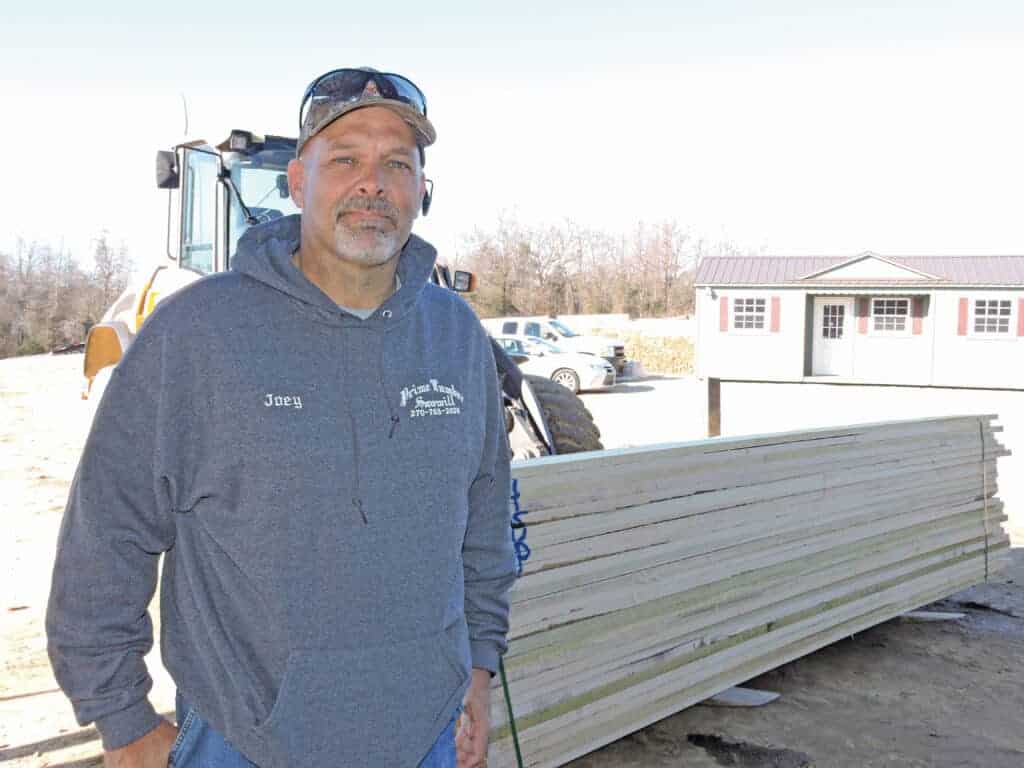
456, 217, 740, 320
0, 234, 134, 358
0, 217, 739, 358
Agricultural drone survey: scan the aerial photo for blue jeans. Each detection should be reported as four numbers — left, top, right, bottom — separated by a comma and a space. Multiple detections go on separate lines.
169, 692, 457, 767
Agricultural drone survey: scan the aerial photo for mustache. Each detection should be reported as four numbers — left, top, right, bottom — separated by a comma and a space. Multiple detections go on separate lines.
337, 196, 398, 222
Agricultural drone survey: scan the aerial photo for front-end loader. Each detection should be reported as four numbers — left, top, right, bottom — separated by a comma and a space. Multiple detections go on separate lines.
82, 130, 602, 459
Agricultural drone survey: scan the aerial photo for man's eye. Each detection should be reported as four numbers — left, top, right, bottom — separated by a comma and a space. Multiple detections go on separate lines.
332, 156, 355, 165
388, 160, 412, 171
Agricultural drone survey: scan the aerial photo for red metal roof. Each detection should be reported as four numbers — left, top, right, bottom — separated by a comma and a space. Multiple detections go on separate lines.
696, 254, 1024, 286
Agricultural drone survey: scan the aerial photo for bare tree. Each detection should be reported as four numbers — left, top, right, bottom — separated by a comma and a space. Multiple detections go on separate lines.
459, 217, 728, 321
0, 232, 136, 359
89, 231, 132, 323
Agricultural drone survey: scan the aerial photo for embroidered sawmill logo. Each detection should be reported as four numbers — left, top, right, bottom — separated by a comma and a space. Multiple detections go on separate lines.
399, 379, 464, 418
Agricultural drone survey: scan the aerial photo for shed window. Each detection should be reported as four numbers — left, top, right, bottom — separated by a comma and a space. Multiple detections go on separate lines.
733, 298, 766, 330
822, 304, 845, 339
872, 298, 909, 333
973, 300, 1012, 334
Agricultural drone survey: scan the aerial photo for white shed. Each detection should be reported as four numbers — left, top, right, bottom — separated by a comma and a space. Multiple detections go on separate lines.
695, 253, 1024, 389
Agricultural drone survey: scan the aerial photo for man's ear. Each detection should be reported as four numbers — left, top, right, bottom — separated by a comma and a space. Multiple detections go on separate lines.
287, 158, 305, 209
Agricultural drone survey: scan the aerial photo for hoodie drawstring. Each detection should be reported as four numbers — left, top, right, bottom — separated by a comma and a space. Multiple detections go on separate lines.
376, 340, 400, 439
348, 413, 367, 525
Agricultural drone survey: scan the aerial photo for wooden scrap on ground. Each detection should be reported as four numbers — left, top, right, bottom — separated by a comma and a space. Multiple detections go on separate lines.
900, 610, 967, 622
701, 686, 781, 708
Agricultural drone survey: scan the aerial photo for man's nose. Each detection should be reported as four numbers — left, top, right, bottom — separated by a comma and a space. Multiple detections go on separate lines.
356, 161, 387, 196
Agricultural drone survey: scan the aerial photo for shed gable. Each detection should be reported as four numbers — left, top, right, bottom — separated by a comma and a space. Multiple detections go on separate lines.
801, 254, 938, 282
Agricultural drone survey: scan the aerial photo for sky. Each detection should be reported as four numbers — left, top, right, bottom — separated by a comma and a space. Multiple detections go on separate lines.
1, 1, 1023, 274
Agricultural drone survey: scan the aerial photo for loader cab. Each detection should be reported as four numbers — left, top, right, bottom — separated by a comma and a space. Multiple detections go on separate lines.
85, 131, 478, 400
155, 130, 473, 292
157, 131, 300, 275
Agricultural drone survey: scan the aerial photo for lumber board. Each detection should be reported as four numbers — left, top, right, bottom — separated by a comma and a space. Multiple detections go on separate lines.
507, 518, 1003, 651
490, 552, 1009, 755
520, 492, 1003, 599
512, 415, 999, 490
524, 457, 996, 553
491, 562, 987, 767
521, 466, 1000, 575
496, 527, 1006, 724
493, 534, 996, 727
521, 467, 996, 575
516, 437, 1005, 525
491, 557, 988, 763
484, 416, 1007, 768
501, 521, 992, 684
526, 430, 1002, 494
511, 415, 999, 482
511, 501, 1003, 634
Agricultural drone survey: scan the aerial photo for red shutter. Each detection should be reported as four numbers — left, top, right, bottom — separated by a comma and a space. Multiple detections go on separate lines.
957, 298, 968, 336
719, 296, 729, 332
857, 298, 869, 334
1018, 299, 1024, 337
912, 297, 924, 335
770, 296, 781, 333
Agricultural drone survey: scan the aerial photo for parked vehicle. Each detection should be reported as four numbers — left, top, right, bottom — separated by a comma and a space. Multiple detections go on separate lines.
481, 316, 627, 374
493, 336, 616, 393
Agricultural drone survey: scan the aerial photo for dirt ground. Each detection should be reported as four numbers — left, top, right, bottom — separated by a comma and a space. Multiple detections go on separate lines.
2, 355, 1023, 767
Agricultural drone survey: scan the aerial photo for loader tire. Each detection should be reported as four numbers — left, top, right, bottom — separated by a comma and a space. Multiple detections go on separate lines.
524, 374, 603, 455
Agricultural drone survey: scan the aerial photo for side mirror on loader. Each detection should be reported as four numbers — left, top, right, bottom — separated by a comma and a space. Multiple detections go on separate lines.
451, 270, 476, 293
155, 150, 180, 189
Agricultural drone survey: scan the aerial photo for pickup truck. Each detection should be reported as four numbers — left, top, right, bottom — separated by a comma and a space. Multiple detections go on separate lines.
493, 336, 616, 393
481, 316, 627, 374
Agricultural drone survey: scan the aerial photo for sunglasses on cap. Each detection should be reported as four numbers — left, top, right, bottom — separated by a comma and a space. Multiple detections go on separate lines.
298, 68, 429, 132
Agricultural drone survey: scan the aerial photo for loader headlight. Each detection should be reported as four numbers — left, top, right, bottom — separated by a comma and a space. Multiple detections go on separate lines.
229, 130, 254, 152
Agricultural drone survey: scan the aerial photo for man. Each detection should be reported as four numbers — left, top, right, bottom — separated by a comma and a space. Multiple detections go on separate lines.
46, 67, 516, 768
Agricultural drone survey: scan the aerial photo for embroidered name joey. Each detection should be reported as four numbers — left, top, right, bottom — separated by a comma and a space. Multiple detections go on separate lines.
398, 379, 464, 419
264, 393, 303, 409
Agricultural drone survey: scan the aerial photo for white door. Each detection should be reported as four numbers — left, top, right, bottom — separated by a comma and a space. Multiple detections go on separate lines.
812, 298, 854, 376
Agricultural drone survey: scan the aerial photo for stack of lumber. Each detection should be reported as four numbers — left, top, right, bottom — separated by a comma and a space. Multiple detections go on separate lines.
488, 416, 1009, 767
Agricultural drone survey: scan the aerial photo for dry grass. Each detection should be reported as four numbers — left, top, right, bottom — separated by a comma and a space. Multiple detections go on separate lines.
585, 328, 695, 375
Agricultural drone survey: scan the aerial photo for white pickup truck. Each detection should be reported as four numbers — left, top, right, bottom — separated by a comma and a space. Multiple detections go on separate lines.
482, 316, 627, 374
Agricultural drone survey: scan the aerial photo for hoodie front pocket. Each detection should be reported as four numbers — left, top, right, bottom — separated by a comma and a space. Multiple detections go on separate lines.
253, 630, 467, 768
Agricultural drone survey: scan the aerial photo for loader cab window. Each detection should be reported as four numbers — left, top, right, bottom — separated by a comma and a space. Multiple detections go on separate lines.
181, 149, 219, 274
226, 148, 301, 263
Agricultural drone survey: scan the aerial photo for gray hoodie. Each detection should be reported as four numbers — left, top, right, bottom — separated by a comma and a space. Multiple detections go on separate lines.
46, 215, 516, 767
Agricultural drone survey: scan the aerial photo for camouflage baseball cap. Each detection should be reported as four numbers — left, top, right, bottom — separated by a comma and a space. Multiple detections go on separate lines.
297, 67, 436, 156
